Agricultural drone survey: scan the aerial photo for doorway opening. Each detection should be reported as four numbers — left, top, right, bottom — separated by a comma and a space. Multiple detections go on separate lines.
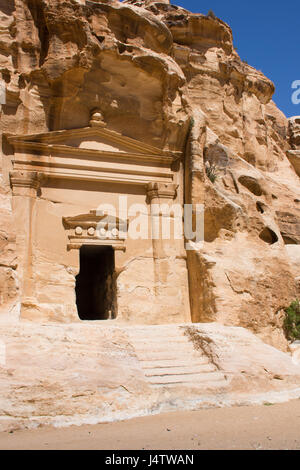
76, 245, 116, 320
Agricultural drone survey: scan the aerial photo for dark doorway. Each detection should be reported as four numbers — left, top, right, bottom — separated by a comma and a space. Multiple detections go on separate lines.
76, 245, 116, 320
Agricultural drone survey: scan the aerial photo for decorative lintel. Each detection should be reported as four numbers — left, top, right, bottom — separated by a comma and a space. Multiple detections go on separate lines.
63, 210, 127, 252
63, 210, 128, 231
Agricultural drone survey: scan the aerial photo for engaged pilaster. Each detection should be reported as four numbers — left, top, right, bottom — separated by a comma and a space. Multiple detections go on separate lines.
145, 181, 190, 321
146, 182, 180, 259
9, 171, 43, 319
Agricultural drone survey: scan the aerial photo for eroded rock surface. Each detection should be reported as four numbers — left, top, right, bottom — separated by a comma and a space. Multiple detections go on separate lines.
0, 323, 300, 432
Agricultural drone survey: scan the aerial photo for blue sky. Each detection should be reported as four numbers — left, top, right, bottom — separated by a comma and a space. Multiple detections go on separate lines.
173, 0, 299, 118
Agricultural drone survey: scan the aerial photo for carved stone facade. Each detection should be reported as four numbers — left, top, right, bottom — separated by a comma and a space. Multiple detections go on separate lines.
0, 0, 299, 348
7, 117, 190, 323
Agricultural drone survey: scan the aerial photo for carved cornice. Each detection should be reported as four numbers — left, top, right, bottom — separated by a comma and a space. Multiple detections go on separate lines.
146, 182, 178, 202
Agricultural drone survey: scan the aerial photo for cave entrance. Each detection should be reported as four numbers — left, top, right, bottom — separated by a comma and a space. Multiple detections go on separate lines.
76, 245, 116, 320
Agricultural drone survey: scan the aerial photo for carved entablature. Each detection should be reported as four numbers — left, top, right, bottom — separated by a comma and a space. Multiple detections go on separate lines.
6, 124, 181, 188
62, 210, 128, 251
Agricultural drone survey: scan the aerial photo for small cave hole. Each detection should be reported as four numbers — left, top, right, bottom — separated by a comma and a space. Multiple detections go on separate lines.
256, 201, 265, 214
238, 175, 263, 197
118, 43, 126, 54
259, 227, 278, 245
18, 75, 26, 89
2, 70, 11, 83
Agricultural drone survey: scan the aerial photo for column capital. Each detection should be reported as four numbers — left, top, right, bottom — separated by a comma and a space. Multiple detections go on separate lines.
146, 182, 178, 203
10, 170, 44, 196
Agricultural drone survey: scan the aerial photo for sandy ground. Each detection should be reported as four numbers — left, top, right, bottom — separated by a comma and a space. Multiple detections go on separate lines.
1, 400, 300, 450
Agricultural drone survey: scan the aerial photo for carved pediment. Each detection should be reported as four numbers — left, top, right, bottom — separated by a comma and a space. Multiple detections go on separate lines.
7, 125, 180, 186
7, 126, 177, 161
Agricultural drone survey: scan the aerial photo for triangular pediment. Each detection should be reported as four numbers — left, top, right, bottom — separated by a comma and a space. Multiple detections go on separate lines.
7, 126, 175, 160
7, 125, 179, 188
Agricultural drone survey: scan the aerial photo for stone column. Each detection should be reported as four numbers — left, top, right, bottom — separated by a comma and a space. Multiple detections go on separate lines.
10, 170, 42, 319
146, 182, 179, 259
145, 182, 190, 322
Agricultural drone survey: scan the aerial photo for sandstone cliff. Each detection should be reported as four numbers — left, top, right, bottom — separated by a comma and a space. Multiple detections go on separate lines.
0, 0, 299, 349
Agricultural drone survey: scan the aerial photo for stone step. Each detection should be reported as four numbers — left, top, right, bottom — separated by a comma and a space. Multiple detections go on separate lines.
134, 350, 201, 361
152, 378, 228, 389
131, 341, 190, 349
128, 326, 227, 392
144, 363, 216, 376
146, 371, 225, 385
135, 354, 198, 363
129, 339, 189, 347
133, 344, 197, 355
141, 359, 210, 369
